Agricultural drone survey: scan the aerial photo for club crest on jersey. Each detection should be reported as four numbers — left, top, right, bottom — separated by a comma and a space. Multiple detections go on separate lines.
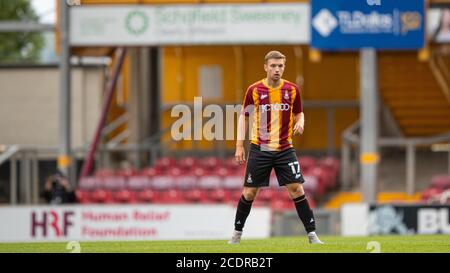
284, 90, 289, 100
247, 174, 253, 183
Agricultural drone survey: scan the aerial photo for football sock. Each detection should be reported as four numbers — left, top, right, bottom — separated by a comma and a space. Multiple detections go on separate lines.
234, 195, 254, 231
293, 194, 316, 233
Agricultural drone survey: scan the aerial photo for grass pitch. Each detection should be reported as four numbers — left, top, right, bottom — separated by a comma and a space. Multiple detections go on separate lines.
0, 235, 449, 253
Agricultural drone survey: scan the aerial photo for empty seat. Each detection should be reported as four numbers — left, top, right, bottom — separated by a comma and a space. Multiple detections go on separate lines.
137, 189, 159, 203
302, 175, 318, 196
78, 176, 99, 191
128, 176, 151, 191
199, 175, 222, 190
154, 157, 176, 173
223, 175, 243, 190
140, 166, 160, 177
258, 188, 277, 202
174, 172, 198, 190
298, 156, 317, 173
91, 189, 114, 203
431, 175, 450, 190
116, 167, 139, 178
178, 157, 198, 171
94, 168, 116, 177
152, 174, 175, 190
185, 189, 208, 203
75, 190, 91, 204
159, 189, 185, 204
102, 176, 126, 191
209, 189, 230, 203
114, 190, 137, 203
200, 157, 220, 171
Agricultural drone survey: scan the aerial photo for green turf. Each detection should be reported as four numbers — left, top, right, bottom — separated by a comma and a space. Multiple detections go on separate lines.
1, 235, 450, 253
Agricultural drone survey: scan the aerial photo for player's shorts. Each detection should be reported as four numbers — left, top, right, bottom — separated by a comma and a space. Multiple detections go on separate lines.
244, 143, 305, 187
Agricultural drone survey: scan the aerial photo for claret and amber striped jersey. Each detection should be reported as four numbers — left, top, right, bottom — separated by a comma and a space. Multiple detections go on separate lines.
241, 78, 303, 151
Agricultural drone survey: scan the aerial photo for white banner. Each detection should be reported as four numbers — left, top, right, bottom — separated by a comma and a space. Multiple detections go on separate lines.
0, 205, 271, 242
70, 4, 310, 46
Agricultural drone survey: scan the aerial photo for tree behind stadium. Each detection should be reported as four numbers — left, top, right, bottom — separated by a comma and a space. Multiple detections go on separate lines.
0, 0, 44, 63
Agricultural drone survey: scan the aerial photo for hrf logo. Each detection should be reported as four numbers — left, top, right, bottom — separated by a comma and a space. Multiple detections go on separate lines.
31, 210, 75, 237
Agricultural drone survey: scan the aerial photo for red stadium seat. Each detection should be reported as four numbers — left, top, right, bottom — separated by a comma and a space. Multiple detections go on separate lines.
178, 157, 198, 171
174, 170, 198, 190
94, 168, 116, 177
225, 157, 240, 172
319, 156, 340, 174
258, 188, 276, 202
199, 175, 222, 190
116, 167, 139, 178
159, 189, 185, 204
271, 199, 294, 211
302, 175, 318, 196
137, 189, 159, 203
91, 189, 114, 203
228, 189, 243, 203
298, 156, 317, 173
78, 176, 99, 191
223, 175, 243, 190
209, 189, 230, 203
421, 187, 444, 201
155, 157, 176, 172
431, 175, 450, 190
102, 176, 126, 191
200, 157, 220, 171
75, 190, 91, 204
114, 190, 137, 203
140, 166, 160, 177
185, 189, 208, 203
269, 171, 278, 188
128, 175, 151, 191
310, 167, 328, 196
151, 174, 175, 190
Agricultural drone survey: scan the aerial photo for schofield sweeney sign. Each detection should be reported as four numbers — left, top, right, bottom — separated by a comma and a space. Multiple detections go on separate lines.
311, 0, 425, 50
70, 4, 310, 46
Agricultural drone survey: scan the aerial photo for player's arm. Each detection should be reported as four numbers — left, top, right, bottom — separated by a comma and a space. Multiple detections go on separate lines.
235, 114, 249, 164
293, 112, 304, 135
236, 86, 253, 165
292, 85, 304, 135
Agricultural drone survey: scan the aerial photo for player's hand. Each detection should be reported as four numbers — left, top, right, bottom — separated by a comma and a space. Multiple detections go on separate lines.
293, 120, 304, 135
235, 145, 246, 165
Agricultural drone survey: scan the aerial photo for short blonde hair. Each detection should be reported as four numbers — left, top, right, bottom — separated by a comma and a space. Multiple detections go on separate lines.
264, 51, 286, 64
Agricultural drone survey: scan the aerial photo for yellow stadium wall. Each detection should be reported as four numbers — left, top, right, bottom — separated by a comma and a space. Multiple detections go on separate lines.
78, 0, 359, 152
162, 45, 359, 152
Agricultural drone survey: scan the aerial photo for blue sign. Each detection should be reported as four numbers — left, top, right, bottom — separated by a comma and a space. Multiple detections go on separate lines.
311, 0, 425, 50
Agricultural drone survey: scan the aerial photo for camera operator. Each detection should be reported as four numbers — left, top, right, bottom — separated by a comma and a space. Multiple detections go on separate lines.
42, 172, 76, 204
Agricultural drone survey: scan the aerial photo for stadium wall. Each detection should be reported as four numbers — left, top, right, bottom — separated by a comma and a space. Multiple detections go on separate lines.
161, 45, 359, 152
0, 65, 104, 148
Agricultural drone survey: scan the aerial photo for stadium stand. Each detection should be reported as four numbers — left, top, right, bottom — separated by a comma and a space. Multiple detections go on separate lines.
75, 156, 340, 209
420, 174, 450, 204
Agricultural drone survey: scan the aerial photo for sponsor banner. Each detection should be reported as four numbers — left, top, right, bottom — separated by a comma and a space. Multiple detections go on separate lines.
0, 205, 271, 242
428, 7, 450, 43
341, 203, 450, 236
70, 4, 310, 46
311, 0, 425, 50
